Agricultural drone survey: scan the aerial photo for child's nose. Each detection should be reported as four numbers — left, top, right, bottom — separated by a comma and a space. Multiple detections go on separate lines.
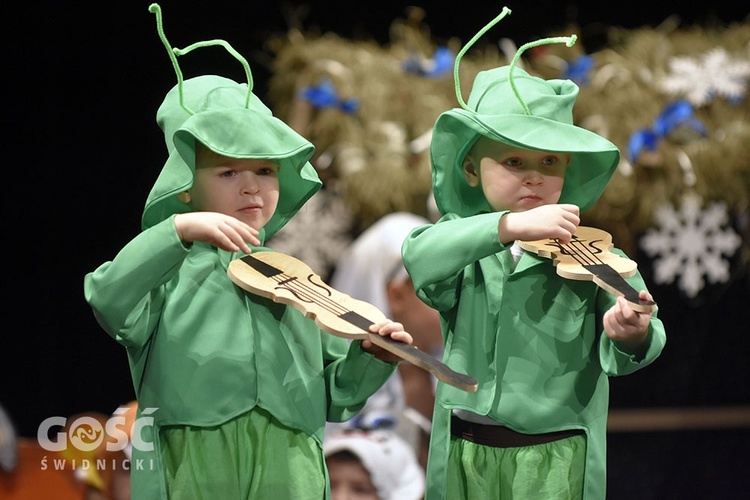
241, 173, 260, 194
523, 170, 544, 185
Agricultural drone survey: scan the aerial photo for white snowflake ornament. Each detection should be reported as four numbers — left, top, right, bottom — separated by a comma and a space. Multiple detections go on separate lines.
659, 48, 750, 107
266, 189, 354, 279
640, 193, 742, 298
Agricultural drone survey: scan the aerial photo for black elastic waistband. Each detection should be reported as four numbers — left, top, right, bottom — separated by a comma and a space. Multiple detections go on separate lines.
451, 416, 584, 448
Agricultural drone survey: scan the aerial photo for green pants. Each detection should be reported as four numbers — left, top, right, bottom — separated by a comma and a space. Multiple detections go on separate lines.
446, 434, 586, 499
160, 407, 326, 499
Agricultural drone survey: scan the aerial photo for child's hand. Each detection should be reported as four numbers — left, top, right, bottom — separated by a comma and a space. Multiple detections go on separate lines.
499, 204, 580, 244
174, 212, 261, 253
603, 290, 653, 355
362, 320, 414, 363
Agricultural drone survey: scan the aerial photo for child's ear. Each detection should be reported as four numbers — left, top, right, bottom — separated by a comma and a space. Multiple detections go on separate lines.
462, 159, 480, 187
385, 278, 408, 315
177, 191, 191, 204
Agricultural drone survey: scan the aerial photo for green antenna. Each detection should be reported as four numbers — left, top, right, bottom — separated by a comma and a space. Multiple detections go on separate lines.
508, 35, 578, 115
453, 6, 512, 111
148, 3, 255, 115
452, 6, 578, 115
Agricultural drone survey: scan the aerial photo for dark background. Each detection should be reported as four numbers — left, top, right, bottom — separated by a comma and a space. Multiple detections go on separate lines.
4, 1, 749, 498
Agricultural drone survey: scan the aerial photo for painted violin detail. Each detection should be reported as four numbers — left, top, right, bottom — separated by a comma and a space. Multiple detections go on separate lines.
519, 226, 657, 313
227, 251, 478, 392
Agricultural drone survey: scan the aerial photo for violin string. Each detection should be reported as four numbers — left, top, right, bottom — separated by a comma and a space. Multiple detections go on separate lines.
270, 274, 343, 313
561, 242, 595, 265
559, 236, 605, 266
554, 241, 589, 266
270, 274, 350, 316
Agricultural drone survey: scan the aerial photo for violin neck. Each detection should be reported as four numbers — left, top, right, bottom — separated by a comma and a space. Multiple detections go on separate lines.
585, 264, 656, 313
228, 252, 479, 393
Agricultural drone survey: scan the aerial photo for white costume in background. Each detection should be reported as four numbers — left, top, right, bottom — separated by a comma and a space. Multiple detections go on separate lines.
328, 212, 437, 448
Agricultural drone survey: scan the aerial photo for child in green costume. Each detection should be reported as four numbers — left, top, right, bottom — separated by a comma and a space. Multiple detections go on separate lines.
401, 8, 666, 500
84, 5, 411, 499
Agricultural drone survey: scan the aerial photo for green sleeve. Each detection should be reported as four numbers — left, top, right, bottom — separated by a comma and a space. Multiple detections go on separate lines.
596, 249, 667, 374
83, 216, 189, 348
402, 212, 507, 310
322, 337, 398, 422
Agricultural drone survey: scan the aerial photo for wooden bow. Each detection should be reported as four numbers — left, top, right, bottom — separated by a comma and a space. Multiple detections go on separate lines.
227, 251, 478, 392
519, 226, 657, 313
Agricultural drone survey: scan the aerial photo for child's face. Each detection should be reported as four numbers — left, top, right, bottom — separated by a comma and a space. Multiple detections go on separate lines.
190, 143, 280, 231
463, 137, 569, 212
327, 453, 379, 500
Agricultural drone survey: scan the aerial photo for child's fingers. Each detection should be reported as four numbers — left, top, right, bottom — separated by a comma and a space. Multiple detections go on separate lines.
618, 296, 643, 324
219, 227, 251, 253
638, 290, 654, 303
614, 297, 651, 333
225, 219, 261, 248
239, 233, 261, 248
559, 203, 580, 216
368, 321, 413, 345
369, 321, 404, 335
233, 232, 254, 253
389, 331, 414, 344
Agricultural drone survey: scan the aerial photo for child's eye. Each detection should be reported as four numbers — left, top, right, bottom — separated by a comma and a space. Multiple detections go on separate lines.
220, 170, 238, 178
504, 157, 522, 168
541, 156, 557, 166
257, 164, 279, 176
542, 156, 569, 172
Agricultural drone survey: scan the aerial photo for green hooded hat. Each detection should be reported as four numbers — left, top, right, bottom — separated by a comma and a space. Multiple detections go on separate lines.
142, 75, 320, 240
142, 5, 321, 240
430, 12, 620, 218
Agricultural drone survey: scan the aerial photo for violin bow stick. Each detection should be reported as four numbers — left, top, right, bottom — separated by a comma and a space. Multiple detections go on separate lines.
227, 253, 478, 393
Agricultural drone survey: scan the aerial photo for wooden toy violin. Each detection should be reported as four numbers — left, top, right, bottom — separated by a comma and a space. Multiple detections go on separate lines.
519, 226, 657, 313
227, 251, 479, 392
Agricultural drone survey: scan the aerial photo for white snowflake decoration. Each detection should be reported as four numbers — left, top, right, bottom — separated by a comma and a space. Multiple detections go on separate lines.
659, 48, 750, 107
640, 193, 742, 298
266, 189, 354, 278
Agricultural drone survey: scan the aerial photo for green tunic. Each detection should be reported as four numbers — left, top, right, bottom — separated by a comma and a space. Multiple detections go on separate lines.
84, 74, 397, 499
402, 211, 667, 500
84, 217, 396, 498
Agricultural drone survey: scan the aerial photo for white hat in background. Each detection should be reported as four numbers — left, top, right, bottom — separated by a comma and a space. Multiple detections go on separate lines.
324, 429, 425, 500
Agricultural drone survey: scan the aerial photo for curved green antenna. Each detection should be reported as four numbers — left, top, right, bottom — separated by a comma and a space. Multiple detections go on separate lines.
148, 3, 254, 115
453, 7, 512, 111
174, 40, 254, 108
508, 35, 577, 115
149, 4, 191, 114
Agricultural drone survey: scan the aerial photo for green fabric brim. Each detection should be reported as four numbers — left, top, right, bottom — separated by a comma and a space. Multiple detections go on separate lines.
430, 108, 620, 217
142, 108, 320, 238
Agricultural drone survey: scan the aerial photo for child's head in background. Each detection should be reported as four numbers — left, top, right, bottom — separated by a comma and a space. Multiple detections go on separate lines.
324, 429, 425, 500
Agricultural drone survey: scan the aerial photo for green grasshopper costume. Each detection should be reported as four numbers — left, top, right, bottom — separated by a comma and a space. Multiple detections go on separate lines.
84, 5, 396, 498
401, 9, 666, 499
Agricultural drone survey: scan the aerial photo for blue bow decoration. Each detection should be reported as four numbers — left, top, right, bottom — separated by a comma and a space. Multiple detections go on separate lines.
402, 46, 455, 78
627, 100, 708, 163
299, 78, 360, 114
563, 55, 593, 86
